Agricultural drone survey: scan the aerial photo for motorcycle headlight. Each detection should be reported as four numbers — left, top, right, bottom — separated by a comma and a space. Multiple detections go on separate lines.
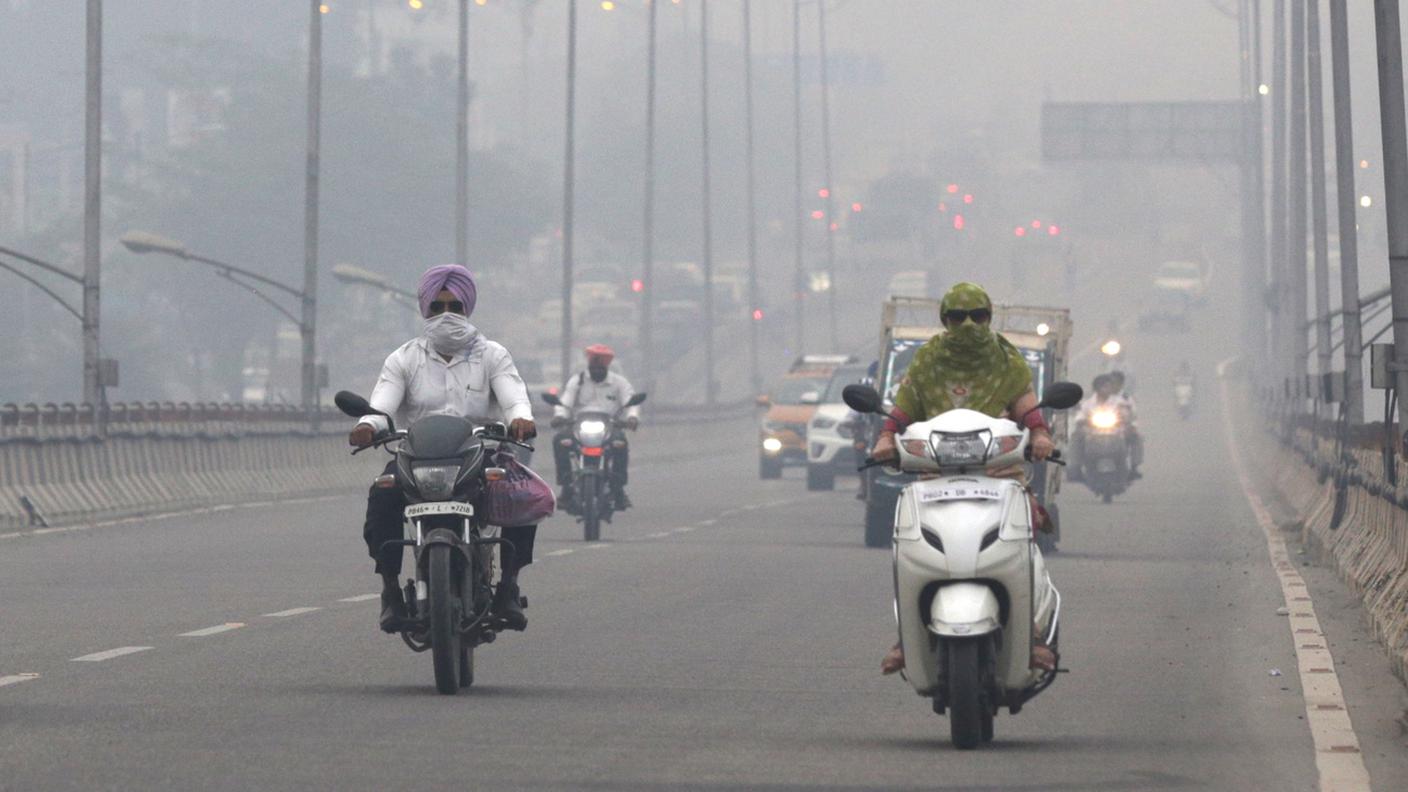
1090, 408, 1120, 430
412, 464, 459, 500
576, 419, 608, 444
811, 417, 838, 430
930, 430, 991, 466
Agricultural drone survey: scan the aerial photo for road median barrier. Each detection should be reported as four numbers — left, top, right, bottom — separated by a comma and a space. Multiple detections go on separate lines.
1237, 381, 1408, 687
0, 400, 756, 530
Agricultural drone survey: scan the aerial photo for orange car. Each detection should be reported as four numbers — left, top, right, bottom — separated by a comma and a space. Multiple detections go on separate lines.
757, 370, 834, 479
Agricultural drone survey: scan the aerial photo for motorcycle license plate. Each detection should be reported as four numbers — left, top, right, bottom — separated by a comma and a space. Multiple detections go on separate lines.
404, 502, 474, 519
920, 485, 1002, 503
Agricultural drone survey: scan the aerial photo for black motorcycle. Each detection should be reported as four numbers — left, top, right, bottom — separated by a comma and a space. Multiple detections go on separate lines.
336, 391, 532, 695
541, 391, 646, 541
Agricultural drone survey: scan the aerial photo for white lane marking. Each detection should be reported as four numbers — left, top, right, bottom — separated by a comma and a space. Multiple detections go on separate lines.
338, 593, 381, 603
179, 623, 245, 637
0, 673, 40, 687
645, 531, 671, 539
1218, 359, 1371, 792
673, 526, 695, 533
545, 548, 575, 557
262, 607, 322, 618
583, 543, 611, 550
71, 646, 153, 662
698, 519, 717, 526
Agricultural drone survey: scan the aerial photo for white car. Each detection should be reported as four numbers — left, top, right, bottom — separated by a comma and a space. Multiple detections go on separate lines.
805, 364, 870, 491
1153, 260, 1208, 302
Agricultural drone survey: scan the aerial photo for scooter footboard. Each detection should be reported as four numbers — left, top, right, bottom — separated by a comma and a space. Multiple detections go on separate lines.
928, 582, 1002, 637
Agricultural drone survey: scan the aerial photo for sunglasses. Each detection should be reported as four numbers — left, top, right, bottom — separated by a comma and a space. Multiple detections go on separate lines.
943, 308, 992, 324
428, 300, 466, 316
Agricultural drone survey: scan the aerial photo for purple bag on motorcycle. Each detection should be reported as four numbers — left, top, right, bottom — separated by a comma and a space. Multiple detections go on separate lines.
483, 454, 557, 526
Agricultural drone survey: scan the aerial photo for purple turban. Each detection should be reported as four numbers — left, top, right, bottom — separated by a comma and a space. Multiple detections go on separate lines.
417, 264, 478, 318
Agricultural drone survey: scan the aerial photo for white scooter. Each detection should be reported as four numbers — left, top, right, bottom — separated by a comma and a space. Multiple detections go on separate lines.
844, 381, 1083, 750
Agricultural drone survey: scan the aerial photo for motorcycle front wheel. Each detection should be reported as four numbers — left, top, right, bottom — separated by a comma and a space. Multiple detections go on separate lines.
581, 476, 601, 542
428, 545, 462, 695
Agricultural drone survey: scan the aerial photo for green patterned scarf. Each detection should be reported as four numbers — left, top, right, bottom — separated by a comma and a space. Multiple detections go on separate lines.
893, 282, 1032, 420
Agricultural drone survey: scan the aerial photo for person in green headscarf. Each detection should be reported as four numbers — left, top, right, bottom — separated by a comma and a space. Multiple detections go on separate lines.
873, 282, 1055, 465
875, 282, 1057, 675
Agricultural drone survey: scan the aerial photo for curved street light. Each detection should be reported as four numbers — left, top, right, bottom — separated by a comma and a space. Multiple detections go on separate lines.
120, 229, 317, 410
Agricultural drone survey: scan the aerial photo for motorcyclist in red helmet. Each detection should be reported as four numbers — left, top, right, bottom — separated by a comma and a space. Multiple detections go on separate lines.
551, 345, 642, 511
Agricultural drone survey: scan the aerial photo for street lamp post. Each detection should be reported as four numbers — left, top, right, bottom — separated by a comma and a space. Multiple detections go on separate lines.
561, 0, 579, 386
457, 0, 470, 267
817, 0, 837, 352
700, 0, 715, 406
1329, 0, 1364, 423
120, 231, 318, 407
641, 0, 658, 396
303, 0, 323, 422
791, 0, 805, 354
743, 0, 760, 396
83, 0, 103, 407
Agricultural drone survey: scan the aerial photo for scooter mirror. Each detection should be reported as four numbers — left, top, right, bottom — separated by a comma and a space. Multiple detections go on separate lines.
842, 384, 884, 415
540, 391, 563, 407
626, 392, 648, 407
1037, 381, 1084, 410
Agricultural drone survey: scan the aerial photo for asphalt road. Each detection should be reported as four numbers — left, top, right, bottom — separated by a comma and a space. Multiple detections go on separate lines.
2, 393, 1406, 790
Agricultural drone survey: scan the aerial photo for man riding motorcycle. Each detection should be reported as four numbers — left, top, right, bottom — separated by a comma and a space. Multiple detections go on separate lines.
552, 344, 641, 511
1071, 371, 1143, 480
870, 283, 1057, 675
349, 264, 539, 633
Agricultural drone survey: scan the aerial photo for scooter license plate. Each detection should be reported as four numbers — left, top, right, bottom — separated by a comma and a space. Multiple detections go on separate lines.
404, 502, 474, 519
920, 485, 1003, 503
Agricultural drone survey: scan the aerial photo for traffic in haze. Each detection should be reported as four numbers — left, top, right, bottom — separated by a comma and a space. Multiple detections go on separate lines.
2, 1, 1408, 790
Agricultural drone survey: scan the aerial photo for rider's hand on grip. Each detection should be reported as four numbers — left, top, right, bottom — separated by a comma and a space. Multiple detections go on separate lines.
510, 418, 537, 442
349, 423, 376, 448
872, 431, 899, 464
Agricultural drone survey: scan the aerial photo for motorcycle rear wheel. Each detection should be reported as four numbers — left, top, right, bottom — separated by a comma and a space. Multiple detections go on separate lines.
428, 545, 461, 695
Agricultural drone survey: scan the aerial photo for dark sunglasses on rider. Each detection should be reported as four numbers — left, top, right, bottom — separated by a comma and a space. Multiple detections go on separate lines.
428, 300, 466, 316
943, 308, 992, 325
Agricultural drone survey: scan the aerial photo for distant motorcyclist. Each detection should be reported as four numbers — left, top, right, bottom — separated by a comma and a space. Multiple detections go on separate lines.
1070, 372, 1141, 481
1108, 370, 1143, 478
350, 264, 538, 633
552, 344, 641, 511
871, 283, 1056, 675
1173, 360, 1196, 419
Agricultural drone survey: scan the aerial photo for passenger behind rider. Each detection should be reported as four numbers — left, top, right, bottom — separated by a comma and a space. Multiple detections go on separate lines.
350, 264, 539, 634
551, 344, 641, 512
870, 282, 1057, 675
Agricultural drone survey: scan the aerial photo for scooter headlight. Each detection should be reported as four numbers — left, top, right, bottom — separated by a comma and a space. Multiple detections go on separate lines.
987, 434, 1022, 458
930, 430, 991, 466
1090, 407, 1120, 430
412, 464, 459, 500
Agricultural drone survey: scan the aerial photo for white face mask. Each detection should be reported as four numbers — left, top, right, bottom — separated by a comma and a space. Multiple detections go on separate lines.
424, 312, 477, 356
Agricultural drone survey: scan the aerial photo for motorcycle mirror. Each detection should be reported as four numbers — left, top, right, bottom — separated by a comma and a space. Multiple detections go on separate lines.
334, 390, 374, 418
626, 392, 647, 407
335, 390, 395, 431
540, 391, 563, 407
1037, 382, 1084, 410
842, 384, 884, 415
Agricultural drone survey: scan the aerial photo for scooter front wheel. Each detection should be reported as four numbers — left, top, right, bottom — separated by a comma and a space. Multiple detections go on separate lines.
946, 639, 990, 750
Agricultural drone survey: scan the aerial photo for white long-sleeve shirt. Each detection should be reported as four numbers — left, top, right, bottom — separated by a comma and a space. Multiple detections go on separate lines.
554, 371, 641, 421
356, 336, 532, 433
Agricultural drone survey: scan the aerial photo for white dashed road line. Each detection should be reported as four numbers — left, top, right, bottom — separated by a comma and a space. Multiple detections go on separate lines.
1218, 359, 1371, 792
262, 607, 322, 618
71, 647, 153, 663
545, 549, 575, 557
179, 623, 245, 638
338, 593, 381, 603
644, 531, 671, 539
0, 673, 40, 687
672, 526, 695, 534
